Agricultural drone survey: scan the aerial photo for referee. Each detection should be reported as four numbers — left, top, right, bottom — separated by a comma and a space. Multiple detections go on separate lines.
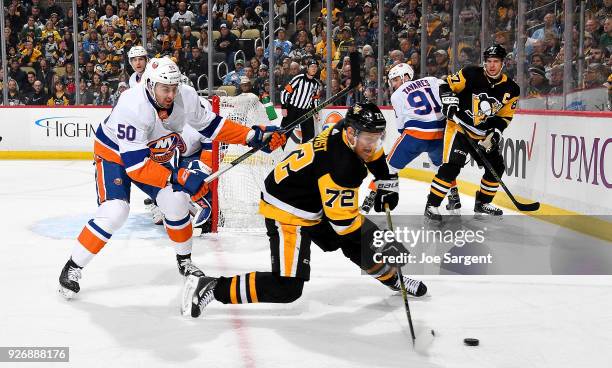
280, 59, 321, 147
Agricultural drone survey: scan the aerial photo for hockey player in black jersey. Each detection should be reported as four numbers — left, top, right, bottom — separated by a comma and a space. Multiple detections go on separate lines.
182, 102, 428, 318
425, 44, 520, 221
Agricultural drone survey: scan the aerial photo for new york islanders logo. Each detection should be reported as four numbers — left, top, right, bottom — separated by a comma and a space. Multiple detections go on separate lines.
147, 133, 186, 163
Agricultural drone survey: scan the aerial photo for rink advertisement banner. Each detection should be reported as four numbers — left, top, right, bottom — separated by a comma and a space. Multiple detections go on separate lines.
0, 107, 110, 152
364, 214, 612, 275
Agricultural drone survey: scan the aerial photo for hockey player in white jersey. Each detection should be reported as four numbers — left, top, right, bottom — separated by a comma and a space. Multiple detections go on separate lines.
58, 57, 285, 299
364, 63, 461, 216
127, 46, 148, 88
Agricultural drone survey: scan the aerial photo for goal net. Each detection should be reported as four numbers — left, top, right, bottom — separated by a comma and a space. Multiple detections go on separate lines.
210, 94, 285, 232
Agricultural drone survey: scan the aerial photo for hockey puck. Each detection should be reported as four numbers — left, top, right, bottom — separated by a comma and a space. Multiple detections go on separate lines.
463, 338, 479, 346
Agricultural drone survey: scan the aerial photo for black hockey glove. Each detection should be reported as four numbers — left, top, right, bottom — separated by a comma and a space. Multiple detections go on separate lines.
373, 174, 399, 212
440, 90, 460, 120
478, 128, 502, 153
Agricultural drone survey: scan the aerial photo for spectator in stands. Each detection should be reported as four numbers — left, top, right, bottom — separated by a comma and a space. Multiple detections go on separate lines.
601, 17, 612, 52
354, 26, 372, 50
212, 0, 230, 18
223, 58, 246, 87
527, 64, 551, 96
238, 76, 253, 95
290, 19, 310, 44
8, 59, 27, 91
21, 16, 42, 42
25, 80, 48, 105
344, 0, 364, 24
22, 72, 36, 95
83, 30, 101, 57
20, 40, 43, 67
36, 58, 55, 95
336, 27, 355, 62
78, 79, 94, 105
265, 28, 292, 58
215, 23, 239, 68
532, 13, 560, 40
586, 19, 602, 42
253, 64, 269, 95
254, 46, 265, 65
153, 7, 167, 31
182, 26, 198, 49
249, 57, 261, 73
5, 26, 18, 49
315, 30, 336, 61
99, 4, 119, 29
588, 46, 606, 65
584, 63, 609, 89
195, 2, 208, 28
172, 1, 196, 28
7, 79, 24, 106
242, 6, 263, 30
197, 29, 210, 53
548, 64, 564, 95
90, 72, 103, 94
48, 80, 71, 106
186, 46, 206, 84
274, 0, 288, 28
362, 2, 376, 24
93, 82, 112, 105
288, 30, 310, 60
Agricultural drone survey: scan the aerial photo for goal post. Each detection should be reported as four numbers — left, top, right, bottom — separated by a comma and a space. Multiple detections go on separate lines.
210, 93, 284, 232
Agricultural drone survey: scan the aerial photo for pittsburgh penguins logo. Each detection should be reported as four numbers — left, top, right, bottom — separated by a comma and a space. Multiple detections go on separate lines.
467, 93, 503, 126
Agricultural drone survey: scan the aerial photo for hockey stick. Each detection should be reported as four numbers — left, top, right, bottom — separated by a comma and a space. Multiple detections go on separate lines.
204, 52, 363, 185
384, 204, 416, 345
452, 115, 540, 212
384, 204, 435, 352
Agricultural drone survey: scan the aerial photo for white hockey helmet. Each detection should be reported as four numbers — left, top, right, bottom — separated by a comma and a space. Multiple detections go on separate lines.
145, 57, 182, 106
387, 63, 414, 87
127, 45, 148, 59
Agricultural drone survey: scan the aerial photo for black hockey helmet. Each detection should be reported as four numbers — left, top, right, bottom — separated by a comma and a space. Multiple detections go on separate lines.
344, 102, 386, 133
483, 44, 507, 60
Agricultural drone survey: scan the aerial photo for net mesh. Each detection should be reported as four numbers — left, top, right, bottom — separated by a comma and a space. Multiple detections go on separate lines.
215, 93, 285, 232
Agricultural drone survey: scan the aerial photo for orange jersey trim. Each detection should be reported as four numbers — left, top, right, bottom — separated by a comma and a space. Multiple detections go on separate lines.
126, 159, 171, 189
214, 119, 251, 145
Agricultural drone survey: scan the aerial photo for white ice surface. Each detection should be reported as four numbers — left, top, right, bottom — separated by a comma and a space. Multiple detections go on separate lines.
1, 160, 611, 368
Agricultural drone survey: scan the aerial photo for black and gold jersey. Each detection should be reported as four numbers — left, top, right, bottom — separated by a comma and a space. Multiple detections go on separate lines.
446, 65, 520, 138
260, 123, 390, 236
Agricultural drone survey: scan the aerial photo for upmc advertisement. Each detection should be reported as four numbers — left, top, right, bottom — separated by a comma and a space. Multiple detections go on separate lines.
0, 106, 610, 215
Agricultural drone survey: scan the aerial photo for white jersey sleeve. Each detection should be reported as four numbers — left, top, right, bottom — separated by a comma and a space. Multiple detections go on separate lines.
128, 72, 143, 88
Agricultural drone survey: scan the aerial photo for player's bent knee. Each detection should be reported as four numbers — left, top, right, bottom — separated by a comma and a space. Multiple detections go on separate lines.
96, 199, 130, 232
438, 163, 461, 181
155, 186, 190, 221
276, 276, 304, 303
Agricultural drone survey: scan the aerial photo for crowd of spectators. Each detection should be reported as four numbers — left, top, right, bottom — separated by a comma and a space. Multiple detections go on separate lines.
0, 0, 610, 108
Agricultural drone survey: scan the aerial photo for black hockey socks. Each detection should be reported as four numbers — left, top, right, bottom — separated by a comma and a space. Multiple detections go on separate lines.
477, 178, 499, 203
213, 272, 304, 304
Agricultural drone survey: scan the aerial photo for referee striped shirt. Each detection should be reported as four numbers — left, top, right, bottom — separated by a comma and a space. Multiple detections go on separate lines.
280, 73, 321, 110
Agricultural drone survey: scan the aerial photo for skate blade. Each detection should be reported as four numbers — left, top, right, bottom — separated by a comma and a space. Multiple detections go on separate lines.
57, 285, 76, 300
473, 212, 503, 221
181, 275, 200, 317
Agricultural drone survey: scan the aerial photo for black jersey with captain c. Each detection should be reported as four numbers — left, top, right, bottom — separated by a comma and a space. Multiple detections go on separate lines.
445, 65, 520, 138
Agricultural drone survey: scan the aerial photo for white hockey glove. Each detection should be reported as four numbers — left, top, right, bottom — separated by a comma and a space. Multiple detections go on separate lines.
478, 128, 502, 153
